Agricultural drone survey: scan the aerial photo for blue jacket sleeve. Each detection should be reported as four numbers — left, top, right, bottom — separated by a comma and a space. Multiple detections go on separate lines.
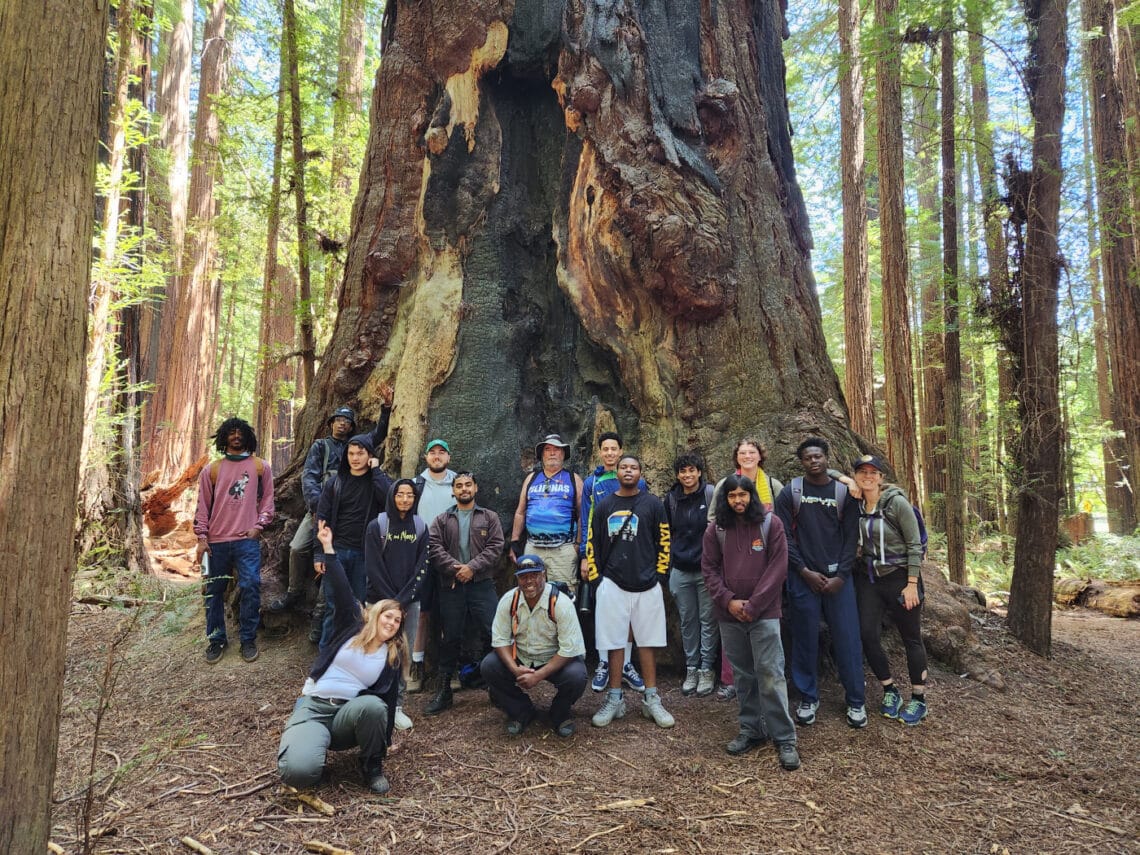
301, 440, 326, 512
774, 486, 804, 574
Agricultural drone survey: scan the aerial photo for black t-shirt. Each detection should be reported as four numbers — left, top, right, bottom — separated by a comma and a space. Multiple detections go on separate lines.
334, 472, 372, 550
590, 491, 669, 592
775, 478, 858, 579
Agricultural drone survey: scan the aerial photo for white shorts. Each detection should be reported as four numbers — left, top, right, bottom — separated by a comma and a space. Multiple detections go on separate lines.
594, 577, 666, 650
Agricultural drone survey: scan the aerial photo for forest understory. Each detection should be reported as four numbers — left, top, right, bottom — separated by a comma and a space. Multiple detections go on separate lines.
52, 581, 1139, 855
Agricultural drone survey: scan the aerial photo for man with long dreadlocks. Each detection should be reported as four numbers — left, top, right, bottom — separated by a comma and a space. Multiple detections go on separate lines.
195, 417, 275, 664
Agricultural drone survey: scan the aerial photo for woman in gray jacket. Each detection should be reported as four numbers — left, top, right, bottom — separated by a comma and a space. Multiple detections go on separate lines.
852, 455, 928, 726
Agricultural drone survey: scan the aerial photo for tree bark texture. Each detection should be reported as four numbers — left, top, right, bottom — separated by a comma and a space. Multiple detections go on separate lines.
142, 0, 228, 482
875, 0, 921, 500
283, 0, 860, 508
1007, 0, 1068, 658
0, 0, 108, 848
1083, 0, 1140, 533
838, 0, 875, 444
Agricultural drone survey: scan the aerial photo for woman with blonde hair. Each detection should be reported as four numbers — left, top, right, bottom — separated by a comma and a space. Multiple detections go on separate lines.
277, 520, 406, 794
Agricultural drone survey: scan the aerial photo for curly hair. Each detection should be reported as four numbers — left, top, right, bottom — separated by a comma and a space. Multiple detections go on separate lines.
673, 451, 705, 474
795, 436, 829, 459
732, 436, 767, 469
212, 417, 257, 454
714, 474, 764, 528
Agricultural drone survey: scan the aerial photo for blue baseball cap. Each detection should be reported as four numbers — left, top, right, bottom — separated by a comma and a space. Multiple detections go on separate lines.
854, 454, 885, 472
515, 555, 547, 575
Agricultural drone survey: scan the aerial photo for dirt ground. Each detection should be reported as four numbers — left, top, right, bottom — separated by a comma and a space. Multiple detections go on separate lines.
51, 582, 1140, 855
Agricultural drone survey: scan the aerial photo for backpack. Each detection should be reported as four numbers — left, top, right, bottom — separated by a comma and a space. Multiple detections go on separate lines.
715, 510, 773, 550
375, 511, 427, 552
863, 494, 929, 561
509, 581, 572, 662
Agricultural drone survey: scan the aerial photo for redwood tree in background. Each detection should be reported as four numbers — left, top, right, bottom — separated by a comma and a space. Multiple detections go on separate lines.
280, 0, 864, 507
0, 0, 108, 847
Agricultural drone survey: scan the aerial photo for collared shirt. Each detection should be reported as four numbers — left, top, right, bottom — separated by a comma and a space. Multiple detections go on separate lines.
490, 583, 585, 667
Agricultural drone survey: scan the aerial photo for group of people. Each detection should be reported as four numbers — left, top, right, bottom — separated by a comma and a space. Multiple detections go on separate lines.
192, 410, 929, 796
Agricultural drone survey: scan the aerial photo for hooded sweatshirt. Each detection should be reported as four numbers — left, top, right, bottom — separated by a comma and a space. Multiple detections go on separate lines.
315, 433, 394, 556
364, 478, 429, 606
665, 478, 715, 572
858, 485, 923, 578
701, 513, 789, 623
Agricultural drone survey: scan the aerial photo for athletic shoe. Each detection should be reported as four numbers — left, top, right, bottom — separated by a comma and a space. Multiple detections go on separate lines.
846, 704, 868, 729
621, 662, 646, 693
777, 743, 801, 771
554, 720, 575, 738
726, 733, 766, 755
591, 661, 610, 693
406, 661, 424, 694
266, 591, 302, 613
795, 699, 819, 726
240, 640, 259, 663
591, 693, 627, 727
505, 718, 529, 736
641, 693, 675, 728
393, 707, 413, 731
716, 684, 737, 701
898, 698, 928, 726
204, 641, 226, 664
880, 687, 903, 719
696, 668, 716, 697
681, 667, 699, 696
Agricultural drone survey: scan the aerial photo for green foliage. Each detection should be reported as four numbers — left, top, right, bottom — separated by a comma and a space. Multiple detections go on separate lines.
966, 534, 1140, 600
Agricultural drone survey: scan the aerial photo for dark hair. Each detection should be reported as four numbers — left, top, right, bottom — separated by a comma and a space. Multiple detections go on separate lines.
213, 417, 257, 454
453, 470, 476, 484
796, 437, 829, 459
598, 431, 623, 448
618, 454, 641, 469
714, 474, 764, 528
673, 452, 705, 475
733, 436, 768, 468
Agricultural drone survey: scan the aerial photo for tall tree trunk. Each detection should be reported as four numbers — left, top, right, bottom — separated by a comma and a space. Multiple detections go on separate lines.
142, 0, 229, 482
1007, 0, 1068, 657
1084, 0, 1140, 532
0, 0, 108, 848
279, 0, 860, 510
141, 0, 194, 388
966, 0, 1017, 538
839, 0, 875, 443
284, 0, 317, 395
876, 0, 921, 499
942, 21, 965, 583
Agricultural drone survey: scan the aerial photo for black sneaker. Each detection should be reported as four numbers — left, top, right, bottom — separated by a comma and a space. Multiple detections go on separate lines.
554, 720, 575, 738
240, 640, 259, 662
204, 641, 226, 664
777, 743, 801, 771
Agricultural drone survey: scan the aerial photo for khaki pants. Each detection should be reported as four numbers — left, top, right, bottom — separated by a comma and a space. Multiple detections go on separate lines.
529, 542, 580, 595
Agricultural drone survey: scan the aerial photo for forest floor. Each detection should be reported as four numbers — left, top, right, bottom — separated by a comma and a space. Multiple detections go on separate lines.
52, 578, 1140, 855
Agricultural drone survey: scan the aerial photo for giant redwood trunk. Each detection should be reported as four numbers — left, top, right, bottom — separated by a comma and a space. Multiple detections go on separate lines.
288, 0, 862, 508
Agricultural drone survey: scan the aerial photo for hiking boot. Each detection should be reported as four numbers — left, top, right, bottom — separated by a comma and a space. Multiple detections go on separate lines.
846, 704, 868, 729
554, 720, 575, 738
360, 758, 389, 795
726, 733, 767, 755
716, 684, 737, 701
240, 640, 259, 663
777, 743, 801, 771
591, 691, 627, 727
393, 707, 413, 731
681, 667, 699, 696
591, 661, 609, 693
880, 687, 903, 719
204, 641, 226, 664
267, 590, 302, 613
505, 717, 530, 736
406, 661, 424, 694
696, 668, 716, 697
898, 698, 928, 726
425, 685, 453, 716
795, 699, 819, 726
641, 692, 675, 728
621, 661, 646, 693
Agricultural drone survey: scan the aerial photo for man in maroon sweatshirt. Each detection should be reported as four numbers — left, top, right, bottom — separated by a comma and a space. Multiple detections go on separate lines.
195, 417, 275, 664
702, 473, 799, 771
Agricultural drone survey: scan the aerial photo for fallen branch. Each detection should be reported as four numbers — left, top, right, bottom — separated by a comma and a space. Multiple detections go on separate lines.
570, 824, 625, 850
303, 842, 355, 855
596, 797, 655, 811
510, 780, 572, 794
291, 791, 336, 816
47, 843, 64, 854
180, 837, 216, 855
602, 751, 639, 770
76, 595, 154, 608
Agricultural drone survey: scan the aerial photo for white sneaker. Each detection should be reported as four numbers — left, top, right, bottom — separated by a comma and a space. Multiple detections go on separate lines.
846, 704, 868, 729
795, 699, 819, 726
591, 692, 627, 727
681, 667, 699, 695
641, 692, 675, 728
394, 706, 413, 731
696, 668, 716, 697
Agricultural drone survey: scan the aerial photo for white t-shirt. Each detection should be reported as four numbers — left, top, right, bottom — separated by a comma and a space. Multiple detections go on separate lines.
302, 642, 388, 699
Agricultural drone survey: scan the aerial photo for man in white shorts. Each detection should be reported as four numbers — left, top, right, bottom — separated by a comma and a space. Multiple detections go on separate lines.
587, 455, 675, 728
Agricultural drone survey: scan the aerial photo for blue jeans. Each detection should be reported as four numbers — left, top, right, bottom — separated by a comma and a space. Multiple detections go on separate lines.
669, 567, 717, 670
720, 617, 796, 745
319, 546, 366, 651
786, 570, 865, 707
204, 538, 262, 644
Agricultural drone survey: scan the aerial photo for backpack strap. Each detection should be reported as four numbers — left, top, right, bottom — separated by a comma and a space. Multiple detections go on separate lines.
210, 456, 265, 488
717, 511, 772, 551
792, 476, 846, 521
791, 477, 803, 516
509, 583, 558, 662
704, 482, 715, 509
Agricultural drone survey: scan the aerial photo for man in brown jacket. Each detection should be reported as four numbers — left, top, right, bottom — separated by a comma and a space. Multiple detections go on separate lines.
425, 471, 506, 714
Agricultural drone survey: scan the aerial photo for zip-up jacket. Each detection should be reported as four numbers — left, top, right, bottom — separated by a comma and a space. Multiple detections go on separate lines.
301, 407, 391, 512
858, 485, 922, 578
664, 479, 714, 572
428, 505, 506, 584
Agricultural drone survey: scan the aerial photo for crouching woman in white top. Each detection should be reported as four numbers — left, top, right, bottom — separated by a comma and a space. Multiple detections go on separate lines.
277, 520, 406, 794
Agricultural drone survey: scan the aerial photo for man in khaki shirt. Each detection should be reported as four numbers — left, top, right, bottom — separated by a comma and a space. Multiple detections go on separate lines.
480, 555, 587, 737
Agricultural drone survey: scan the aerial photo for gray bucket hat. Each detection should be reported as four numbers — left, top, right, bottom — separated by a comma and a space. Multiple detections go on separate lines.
534, 433, 571, 462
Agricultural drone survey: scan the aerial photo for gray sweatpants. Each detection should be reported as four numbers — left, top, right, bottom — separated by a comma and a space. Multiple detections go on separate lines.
277, 694, 389, 788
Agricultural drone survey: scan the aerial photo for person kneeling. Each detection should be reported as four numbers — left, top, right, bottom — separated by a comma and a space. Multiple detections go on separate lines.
480, 555, 587, 737
277, 521, 405, 795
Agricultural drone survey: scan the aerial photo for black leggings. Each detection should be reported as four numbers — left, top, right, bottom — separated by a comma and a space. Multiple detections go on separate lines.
855, 566, 928, 688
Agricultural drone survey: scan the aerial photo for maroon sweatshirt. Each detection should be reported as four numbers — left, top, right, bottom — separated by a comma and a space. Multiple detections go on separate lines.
700, 514, 788, 623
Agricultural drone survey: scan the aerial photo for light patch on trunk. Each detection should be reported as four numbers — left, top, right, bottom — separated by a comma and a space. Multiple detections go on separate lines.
444, 21, 509, 152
